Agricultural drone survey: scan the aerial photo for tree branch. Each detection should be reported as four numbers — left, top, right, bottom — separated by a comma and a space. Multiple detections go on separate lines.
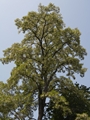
52, 41, 67, 57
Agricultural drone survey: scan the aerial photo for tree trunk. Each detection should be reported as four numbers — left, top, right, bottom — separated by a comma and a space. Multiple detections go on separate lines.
38, 88, 46, 120
38, 98, 45, 120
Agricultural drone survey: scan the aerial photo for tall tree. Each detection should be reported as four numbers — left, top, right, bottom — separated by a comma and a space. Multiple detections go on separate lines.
0, 3, 87, 120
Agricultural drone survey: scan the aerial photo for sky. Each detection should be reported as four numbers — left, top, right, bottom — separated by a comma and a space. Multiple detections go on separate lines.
0, 0, 90, 88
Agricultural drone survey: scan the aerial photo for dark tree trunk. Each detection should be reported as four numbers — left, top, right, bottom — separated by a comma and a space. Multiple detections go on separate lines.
38, 98, 45, 120
38, 87, 46, 120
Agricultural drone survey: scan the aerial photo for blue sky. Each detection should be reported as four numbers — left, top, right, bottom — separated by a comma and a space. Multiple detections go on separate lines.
0, 0, 90, 87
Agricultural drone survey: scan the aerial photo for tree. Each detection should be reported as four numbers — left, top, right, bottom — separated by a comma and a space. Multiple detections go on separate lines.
0, 3, 87, 120
46, 77, 90, 120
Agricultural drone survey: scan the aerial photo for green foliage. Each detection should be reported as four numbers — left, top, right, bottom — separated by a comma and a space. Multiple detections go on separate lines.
0, 3, 88, 120
46, 77, 90, 120
75, 113, 90, 120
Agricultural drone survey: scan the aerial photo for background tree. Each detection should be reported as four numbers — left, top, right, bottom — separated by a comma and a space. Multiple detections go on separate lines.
46, 77, 90, 120
0, 3, 87, 120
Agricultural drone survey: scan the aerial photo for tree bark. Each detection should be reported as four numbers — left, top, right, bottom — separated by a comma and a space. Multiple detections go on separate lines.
38, 87, 46, 120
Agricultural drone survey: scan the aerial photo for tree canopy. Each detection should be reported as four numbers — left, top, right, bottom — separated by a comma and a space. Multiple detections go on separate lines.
0, 3, 88, 120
